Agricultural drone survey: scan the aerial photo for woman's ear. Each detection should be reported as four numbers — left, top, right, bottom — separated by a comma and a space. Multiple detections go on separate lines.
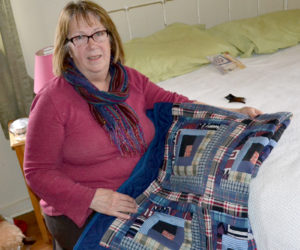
66, 44, 73, 58
64, 44, 73, 58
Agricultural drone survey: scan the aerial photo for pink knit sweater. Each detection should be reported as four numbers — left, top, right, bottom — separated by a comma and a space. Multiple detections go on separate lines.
24, 66, 190, 227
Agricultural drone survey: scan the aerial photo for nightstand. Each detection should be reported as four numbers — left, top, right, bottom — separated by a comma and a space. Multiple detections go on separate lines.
9, 126, 52, 244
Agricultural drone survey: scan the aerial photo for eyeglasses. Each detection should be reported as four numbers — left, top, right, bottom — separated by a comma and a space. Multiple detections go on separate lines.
67, 30, 109, 47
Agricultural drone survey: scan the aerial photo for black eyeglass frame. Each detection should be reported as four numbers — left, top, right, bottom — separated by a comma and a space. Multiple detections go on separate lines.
66, 29, 110, 46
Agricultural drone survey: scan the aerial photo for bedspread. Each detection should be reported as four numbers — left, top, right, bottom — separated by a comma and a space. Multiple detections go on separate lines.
75, 103, 291, 250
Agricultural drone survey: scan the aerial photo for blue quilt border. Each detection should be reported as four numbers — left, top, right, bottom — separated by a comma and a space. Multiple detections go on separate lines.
74, 102, 174, 250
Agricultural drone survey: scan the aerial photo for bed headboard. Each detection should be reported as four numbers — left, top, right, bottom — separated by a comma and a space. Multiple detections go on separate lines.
11, 0, 300, 78
105, 0, 297, 42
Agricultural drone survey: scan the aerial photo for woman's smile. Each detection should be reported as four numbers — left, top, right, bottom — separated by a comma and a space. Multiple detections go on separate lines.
88, 55, 101, 60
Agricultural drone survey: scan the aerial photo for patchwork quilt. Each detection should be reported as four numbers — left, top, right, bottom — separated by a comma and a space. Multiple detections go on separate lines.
75, 103, 291, 250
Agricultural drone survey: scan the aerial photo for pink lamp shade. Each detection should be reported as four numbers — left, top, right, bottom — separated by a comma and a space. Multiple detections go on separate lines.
34, 46, 55, 94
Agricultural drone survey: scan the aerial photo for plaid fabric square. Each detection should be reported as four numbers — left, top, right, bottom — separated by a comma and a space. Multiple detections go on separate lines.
134, 232, 170, 250
119, 236, 149, 250
180, 220, 192, 249
99, 217, 128, 248
93, 103, 292, 250
191, 212, 206, 250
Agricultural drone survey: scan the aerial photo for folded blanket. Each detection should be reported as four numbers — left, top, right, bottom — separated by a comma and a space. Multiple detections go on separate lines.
75, 103, 291, 250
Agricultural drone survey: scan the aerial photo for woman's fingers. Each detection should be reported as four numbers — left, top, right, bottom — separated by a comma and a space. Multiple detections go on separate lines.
229, 106, 263, 118
90, 188, 138, 219
113, 211, 131, 220
240, 107, 263, 118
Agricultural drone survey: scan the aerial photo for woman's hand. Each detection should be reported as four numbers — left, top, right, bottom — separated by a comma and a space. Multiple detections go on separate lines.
90, 188, 138, 220
192, 101, 263, 118
229, 106, 263, 118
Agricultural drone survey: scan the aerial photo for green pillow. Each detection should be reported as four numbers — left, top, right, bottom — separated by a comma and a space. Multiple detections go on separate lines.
208, 9, 300, 57
124, 23, 238, 83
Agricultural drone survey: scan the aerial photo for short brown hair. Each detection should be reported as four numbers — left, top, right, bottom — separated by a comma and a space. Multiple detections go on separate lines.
53, 0, 124, 76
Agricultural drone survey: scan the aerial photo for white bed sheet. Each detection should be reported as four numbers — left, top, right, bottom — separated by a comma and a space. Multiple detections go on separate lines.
158, 44, 300, 250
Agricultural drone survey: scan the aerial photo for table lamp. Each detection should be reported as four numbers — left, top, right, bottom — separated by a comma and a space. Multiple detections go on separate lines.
33, 46, 54, 94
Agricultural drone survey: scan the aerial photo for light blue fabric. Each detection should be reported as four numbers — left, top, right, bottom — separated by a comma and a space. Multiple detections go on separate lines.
140, 212, 185, 234
147, 227, 184, 250
231, 136, 269, 171
222, 234, 248, 250
175, 129, 208, 167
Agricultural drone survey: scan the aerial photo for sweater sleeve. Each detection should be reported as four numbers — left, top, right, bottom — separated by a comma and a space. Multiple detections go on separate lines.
126, 67, 193, 110
24, 90, 96, 227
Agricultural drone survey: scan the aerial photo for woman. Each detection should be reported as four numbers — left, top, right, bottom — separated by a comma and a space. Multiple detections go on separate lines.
24, 1, 261, 249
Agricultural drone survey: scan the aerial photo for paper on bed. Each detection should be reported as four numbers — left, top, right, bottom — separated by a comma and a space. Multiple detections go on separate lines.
207, 53, 246, 74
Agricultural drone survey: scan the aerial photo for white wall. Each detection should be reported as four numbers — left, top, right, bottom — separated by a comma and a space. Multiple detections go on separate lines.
1, 0, 299, 217
0, 130, 32, 217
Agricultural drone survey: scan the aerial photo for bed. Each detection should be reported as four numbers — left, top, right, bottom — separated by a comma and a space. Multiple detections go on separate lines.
75, 1, 300, 249
157, 42, 300, 250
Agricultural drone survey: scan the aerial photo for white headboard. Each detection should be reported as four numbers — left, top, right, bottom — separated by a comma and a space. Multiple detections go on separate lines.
105, 0, 298, 42
108, 0, 168, 41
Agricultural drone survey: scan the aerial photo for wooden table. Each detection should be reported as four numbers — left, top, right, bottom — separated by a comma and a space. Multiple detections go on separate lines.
9, 129, 52, 244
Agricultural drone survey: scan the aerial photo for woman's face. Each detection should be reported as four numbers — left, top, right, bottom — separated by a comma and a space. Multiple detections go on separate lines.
67, 13, 111, 81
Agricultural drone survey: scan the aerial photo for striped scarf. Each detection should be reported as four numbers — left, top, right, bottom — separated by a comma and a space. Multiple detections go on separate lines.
63, 58, 146, 156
